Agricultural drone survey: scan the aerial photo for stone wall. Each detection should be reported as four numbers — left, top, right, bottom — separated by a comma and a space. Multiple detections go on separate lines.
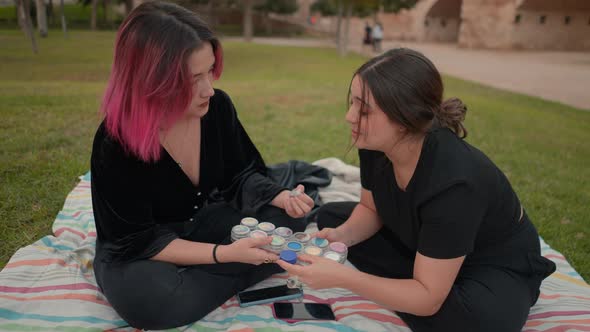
289, 0, 590, 51
458, 0, 517, 49
511, 10, 590, 50
423, 17, 461, 42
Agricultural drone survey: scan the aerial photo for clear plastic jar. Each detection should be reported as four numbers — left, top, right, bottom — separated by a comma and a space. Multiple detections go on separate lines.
292, 232, 311, 244
328, 242, 348, 263
257, 222, 276, 236
274, 227, 293, 239
303, 245, 323, 257
285, 241, 303, 255
268, 235, 286, 253
280, 250, 301, 289
323, 250, 343, 263
249, 229, 268, 239
310, 237, 329, 250
231, 225, 250, 242
240, 217, 259, 230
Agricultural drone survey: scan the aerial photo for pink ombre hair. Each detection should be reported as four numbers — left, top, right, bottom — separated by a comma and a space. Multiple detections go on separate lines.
101, 1, 223, 162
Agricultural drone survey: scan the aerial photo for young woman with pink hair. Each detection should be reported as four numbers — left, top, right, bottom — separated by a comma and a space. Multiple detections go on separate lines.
90, 2, 312, 329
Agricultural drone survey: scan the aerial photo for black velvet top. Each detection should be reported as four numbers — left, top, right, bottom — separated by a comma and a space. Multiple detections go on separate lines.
359, 128, 554, 274
90, 89, 285, 263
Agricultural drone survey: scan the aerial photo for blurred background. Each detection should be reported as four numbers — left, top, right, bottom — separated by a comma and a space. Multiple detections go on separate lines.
1, 0, 589, 282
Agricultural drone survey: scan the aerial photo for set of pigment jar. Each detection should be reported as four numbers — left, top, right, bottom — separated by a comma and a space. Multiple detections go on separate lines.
230, 218, 348, 262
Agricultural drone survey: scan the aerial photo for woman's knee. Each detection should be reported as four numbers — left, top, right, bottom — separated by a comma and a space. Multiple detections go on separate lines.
101, 263, 236, 329
112, 291, 219, 330
317, 201, 356, 229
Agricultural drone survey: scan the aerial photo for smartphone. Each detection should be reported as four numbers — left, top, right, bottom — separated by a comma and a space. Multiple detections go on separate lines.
237, 285, 303, 307
272, 302, 336, 322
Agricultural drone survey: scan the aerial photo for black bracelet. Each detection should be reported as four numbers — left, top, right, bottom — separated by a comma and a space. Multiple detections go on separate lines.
212, 244, 221, 264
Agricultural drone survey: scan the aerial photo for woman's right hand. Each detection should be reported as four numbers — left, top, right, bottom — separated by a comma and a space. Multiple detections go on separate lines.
312, 227, 346, 243
218, 237, 278, 265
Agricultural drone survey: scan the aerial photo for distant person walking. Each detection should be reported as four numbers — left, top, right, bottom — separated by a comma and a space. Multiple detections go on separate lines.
372, 23, 383, 53
362, 22, 373, 54
363, 22, 372, 46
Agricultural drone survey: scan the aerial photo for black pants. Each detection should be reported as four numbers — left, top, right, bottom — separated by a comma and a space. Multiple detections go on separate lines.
317, 202, 549, 332
94, 203, 306, 330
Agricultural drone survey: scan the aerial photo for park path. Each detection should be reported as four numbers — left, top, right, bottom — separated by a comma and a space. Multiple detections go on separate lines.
225, 37, 590, 111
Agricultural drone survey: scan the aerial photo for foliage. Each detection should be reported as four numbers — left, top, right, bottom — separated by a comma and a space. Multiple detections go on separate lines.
381, 0, 418, 13
255, 0, 298, 15
310, 0, 415, 17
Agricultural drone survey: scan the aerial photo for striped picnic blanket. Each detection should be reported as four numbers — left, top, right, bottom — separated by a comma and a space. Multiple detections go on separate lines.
1, 162, 590, 331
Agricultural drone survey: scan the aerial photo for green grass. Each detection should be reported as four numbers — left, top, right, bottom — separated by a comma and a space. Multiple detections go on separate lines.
1, 29, 589, 281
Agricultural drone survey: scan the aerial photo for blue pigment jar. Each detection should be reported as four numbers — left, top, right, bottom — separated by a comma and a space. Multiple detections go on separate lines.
280, 250, 297, 264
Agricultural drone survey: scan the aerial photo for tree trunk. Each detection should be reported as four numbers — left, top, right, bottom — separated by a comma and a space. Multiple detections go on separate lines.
243, 0, 254, 42
338, 1, 352, 56
102, 0, 108, 24
59, 0, 67, 38
90, 0, 98, 30
35, 0, 48, 37
205, 0, 214, 25
124, 0, 133, 16
335, 0, 343, 45
47, 0, 53, 25
16, 0, 38, 53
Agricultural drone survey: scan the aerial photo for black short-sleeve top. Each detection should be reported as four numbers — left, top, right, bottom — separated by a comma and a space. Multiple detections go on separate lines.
91, 89, 285, 262
360, 128, 530, 267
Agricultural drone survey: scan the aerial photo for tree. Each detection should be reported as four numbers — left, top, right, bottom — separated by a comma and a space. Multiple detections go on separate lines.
90, 0, 98, 30
338, 0, 379, 56
338, 0, 353, 56
35, 0, 48, 37
311, 0, 337, 16
15, 0, 38, 53
382, 0, 418, 13
313, 0, 416, 56
243, 0, 254, 41
79, 0, 134, 30
123, 0, 133, 16
59, 0, 68, 37
311, 0, 378, 18
255, 0, 298, 35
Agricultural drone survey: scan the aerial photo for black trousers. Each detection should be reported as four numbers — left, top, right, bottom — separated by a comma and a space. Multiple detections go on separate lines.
317, 202, 546, 332
93, 203, 306, 330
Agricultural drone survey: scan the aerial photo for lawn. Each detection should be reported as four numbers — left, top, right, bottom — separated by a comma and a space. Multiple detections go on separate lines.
1, 30, 589, 281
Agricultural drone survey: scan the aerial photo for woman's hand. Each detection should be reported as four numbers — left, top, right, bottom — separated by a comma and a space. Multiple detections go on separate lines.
276, 254, 351, 289
311, 227, 346, 244
217, 237, 278, 265
273, 184, 314, 218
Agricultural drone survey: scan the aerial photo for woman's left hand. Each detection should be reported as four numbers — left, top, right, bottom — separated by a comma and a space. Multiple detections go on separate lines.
275, 184, 314, 218
276, 254, 349, 289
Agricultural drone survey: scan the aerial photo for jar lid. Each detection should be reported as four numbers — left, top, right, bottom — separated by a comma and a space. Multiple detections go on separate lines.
232, 225, 250, 235
258, 222, 276, 232
323, 251, 341, 261
329, 242, 347, 253
304, 246, 322, 256
249, 230, 268, 238
241, 217, 259, 227
274, 227, 293, 238
286, 241, 303, 251
271, 235, 286, 246
312, 237, 329, 248
280, 250, 297, 264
